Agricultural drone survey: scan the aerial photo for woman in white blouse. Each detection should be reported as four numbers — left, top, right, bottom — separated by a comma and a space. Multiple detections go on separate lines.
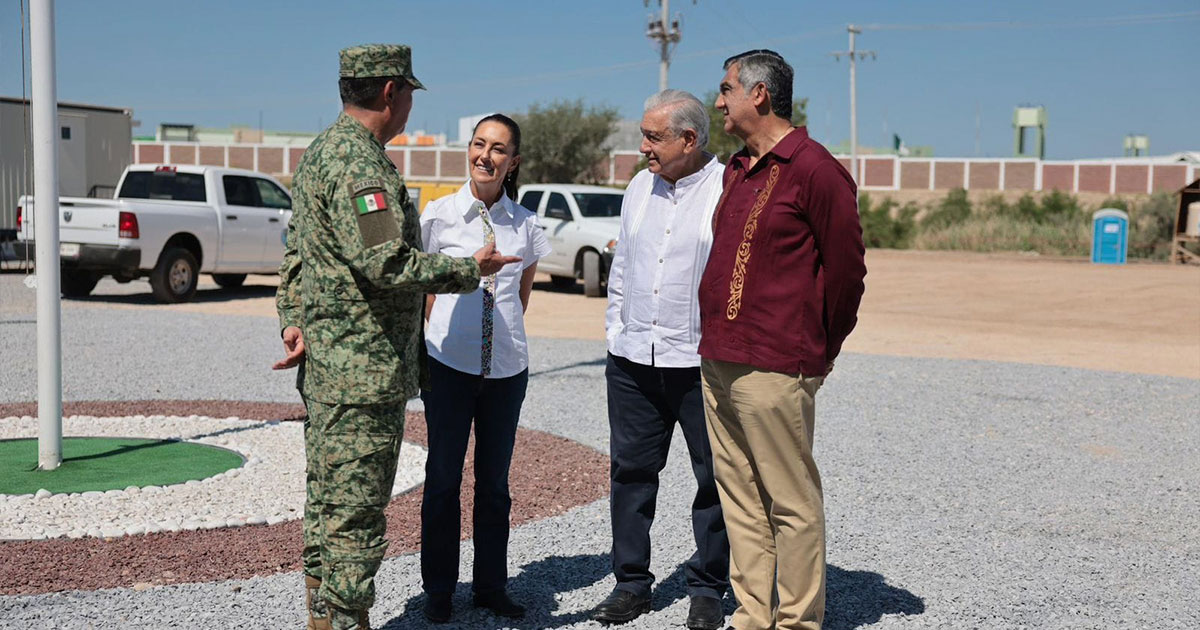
417, 114, 551, 624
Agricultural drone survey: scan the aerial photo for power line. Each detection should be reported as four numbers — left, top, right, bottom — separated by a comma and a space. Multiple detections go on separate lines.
860, 10, 1200, 32
831, 25, 875, 184
645, 0, 686, 92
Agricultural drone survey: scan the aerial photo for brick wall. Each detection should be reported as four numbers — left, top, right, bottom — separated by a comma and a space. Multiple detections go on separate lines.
131, 142, 1195, 193
934, 162, 965, 189
1004, 162, 1037, 190
968, 162, 1000, 189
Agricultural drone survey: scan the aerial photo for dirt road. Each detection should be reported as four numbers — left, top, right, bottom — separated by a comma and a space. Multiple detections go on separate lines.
46, 249, 1200, 379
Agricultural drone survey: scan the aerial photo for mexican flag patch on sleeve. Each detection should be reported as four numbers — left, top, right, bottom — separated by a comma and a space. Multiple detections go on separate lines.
354, 191, 388, 214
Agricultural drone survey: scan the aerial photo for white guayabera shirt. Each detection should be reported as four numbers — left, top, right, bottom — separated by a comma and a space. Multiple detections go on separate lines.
606, 155, 723, 368
421, 182, 552, 379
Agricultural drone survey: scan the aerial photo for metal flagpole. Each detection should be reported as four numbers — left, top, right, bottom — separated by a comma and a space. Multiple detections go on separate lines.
31, 0, 62, 470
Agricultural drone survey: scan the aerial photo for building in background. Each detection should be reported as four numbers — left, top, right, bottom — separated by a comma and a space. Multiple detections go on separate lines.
0, 97, 132, 241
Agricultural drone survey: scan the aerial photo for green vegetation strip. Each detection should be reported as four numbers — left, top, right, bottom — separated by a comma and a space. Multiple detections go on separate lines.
0, 437, 243, 495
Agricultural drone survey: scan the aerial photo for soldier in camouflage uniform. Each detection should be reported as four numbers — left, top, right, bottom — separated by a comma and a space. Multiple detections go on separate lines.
274, 44, 521, 630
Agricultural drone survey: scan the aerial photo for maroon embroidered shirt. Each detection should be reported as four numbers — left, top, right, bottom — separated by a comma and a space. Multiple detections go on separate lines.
698, 127, 866, 376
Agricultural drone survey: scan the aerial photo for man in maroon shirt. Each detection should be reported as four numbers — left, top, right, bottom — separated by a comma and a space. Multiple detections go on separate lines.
698, 49, 867, 630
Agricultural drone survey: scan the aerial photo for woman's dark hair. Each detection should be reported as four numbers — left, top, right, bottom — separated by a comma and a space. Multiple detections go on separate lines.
473, 113, 521, 201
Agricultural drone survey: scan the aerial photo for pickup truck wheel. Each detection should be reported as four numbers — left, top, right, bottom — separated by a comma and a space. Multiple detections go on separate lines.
582, 250, 603, 298
60, 270, 100, 298
150, 248, 199, 303
549, 275, 576, 289
212, 273, 246, 288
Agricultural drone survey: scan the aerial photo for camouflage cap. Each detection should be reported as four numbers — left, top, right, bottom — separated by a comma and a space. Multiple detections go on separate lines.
338, 44, 426, 90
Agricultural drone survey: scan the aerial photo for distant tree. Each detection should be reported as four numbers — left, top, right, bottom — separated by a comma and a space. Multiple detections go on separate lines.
703, 91, 808, 163
514, 99, 619, 184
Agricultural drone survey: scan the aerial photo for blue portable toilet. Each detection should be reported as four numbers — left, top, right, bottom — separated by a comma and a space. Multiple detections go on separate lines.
1091, 208, 1128, 265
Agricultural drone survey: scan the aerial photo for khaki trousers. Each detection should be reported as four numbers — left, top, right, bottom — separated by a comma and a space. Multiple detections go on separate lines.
700, 359, 826, 630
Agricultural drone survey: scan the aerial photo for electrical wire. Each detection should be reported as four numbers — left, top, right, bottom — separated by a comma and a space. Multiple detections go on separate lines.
860, 10, 1200, 32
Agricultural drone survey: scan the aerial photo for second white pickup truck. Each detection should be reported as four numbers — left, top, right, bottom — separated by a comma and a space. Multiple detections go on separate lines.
14, 164, 292, 303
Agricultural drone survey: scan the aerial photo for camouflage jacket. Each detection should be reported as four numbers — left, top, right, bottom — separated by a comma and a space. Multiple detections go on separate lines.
277, 112, 480, 403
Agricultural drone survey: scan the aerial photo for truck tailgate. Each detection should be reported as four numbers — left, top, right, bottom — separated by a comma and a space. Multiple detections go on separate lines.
21, 197, 123, 247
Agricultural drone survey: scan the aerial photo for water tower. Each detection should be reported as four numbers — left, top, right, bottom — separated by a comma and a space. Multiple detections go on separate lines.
1012, 106, 1046, 159
1123, 134, 1149, 157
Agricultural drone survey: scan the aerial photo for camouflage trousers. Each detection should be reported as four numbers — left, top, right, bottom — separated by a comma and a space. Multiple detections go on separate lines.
302, 396, 406, 618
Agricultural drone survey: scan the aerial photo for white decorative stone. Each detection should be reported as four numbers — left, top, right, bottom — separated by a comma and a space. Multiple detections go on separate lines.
34, 489, 51, 499
0, 414, 425, 540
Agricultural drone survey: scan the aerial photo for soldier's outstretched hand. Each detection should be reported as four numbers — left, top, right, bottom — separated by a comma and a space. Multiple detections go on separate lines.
273, 326, 306, 370
473, 241, 522, 276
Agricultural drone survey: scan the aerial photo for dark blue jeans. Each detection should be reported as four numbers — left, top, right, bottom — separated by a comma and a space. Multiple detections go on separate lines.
420, 357, 528, 595
606, 352, 730, 599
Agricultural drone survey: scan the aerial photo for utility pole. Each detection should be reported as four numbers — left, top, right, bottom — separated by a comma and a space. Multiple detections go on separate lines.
645, 0, 682, 92
831, 25, 875, 183
31, 0, 62, 470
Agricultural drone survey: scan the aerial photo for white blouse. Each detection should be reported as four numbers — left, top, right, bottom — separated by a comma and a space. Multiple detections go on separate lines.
421, 182, 552, 379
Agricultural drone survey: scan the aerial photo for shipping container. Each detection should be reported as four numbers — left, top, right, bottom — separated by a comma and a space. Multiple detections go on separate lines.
0, 97, 132, 241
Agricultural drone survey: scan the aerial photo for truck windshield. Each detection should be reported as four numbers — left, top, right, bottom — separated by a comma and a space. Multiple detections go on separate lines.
119, 171, 207, 202
573, 193, 623, 218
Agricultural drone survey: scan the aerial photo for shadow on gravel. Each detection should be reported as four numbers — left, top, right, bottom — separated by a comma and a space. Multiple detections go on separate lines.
648, 562, 923, 628
385, 553, 610, 629
380, 556, 923, 629
66, 284, 277, 305
825, 565, 925, 629
528, 357, 607, 379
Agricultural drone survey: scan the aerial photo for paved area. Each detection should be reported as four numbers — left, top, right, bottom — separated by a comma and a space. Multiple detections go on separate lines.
1, 261, 1198, 628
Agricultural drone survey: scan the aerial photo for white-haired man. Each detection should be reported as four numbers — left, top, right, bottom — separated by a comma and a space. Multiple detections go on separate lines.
591, 89, 729, 630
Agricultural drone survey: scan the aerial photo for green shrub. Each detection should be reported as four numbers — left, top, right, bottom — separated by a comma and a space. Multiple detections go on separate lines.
1099, 197, 1129, 211
920, 188, 972, 230
1127, 193, 1177, 259
859, 194, 917, 249
913, 214, 1090, 255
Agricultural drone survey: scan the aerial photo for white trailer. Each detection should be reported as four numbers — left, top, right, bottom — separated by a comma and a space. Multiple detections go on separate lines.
0, 97, 132, 243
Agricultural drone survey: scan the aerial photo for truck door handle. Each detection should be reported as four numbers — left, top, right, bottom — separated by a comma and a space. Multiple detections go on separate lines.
539, 225, 546, 230
268, 217, 280, 223
226, 215, 238, 220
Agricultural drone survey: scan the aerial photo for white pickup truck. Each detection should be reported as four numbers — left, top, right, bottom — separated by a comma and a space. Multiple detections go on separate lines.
14, 164, 292, 303
516, 183, 623, 297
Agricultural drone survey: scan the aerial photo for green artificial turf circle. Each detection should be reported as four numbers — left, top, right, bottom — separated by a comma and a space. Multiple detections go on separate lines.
0, 437, 244, 495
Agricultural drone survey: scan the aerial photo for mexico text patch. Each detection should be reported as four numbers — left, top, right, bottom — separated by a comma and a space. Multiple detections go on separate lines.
354, 190, 388, 214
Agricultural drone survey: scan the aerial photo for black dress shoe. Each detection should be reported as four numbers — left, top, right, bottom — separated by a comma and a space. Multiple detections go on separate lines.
686, 595, 724, 630
473, 589, 526, 618
423, 592, 452, 624
591, 589, 652, 624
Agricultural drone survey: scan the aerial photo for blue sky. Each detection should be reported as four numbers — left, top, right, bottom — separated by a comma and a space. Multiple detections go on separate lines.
1, 0, 1196, 159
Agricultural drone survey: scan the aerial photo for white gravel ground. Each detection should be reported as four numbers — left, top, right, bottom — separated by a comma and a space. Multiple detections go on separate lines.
0, 414, 426, 541
1, 277, 1197, 629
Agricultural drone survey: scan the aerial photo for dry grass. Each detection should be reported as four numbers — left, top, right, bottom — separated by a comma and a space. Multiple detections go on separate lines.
913, 214, 1091, 255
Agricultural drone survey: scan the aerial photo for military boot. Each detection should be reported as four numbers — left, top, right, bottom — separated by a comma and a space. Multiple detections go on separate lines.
326, 605, 370, 630
305, 576, 325, 630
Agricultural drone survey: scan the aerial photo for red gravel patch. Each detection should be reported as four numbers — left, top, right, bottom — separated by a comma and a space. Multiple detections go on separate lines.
0, 401, 609, 595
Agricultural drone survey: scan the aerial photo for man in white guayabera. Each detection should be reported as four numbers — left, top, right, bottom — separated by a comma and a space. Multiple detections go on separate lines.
591, 89, 730, 630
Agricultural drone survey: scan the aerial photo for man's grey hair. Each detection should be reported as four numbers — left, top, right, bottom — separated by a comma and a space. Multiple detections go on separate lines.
643, 89, 710, 150
723, 49, 793, 121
